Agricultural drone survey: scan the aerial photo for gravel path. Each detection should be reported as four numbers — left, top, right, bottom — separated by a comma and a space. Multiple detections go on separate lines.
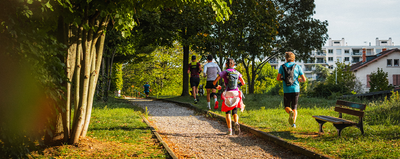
129, 98, 308, 159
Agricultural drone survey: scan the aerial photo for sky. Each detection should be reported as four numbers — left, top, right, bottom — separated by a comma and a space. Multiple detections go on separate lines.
313, 0, 400, 46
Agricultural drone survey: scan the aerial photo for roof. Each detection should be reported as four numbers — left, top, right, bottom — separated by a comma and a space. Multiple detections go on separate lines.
350, 49, 400, 71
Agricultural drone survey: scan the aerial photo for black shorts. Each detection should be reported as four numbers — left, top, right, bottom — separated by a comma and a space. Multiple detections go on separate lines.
145, 92, 149, 95
190, 76, 200, 88
205, 81, 217, 89
226, 108, 238, 115
284, 92, 299, 110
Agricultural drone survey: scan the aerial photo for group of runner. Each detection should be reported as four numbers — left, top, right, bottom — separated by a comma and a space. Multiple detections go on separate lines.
145, 52, 306, 135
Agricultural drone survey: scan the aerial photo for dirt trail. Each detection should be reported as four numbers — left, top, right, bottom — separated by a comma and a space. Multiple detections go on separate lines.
128, 98, 308, 159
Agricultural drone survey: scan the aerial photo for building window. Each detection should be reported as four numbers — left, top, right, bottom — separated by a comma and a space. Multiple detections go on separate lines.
345, 57, 350, 61
376, 49, 382, 53
394, 74, 400, 86
328, 57, 333, 61
353, 49, 360, 53
382, 41, 388, 44
271, 65, 276, 69
394, 59, 399, 66
367, 49, 373, 55
337, 57, 342, 62
336, 49, 341, 55
345, 50, 350, 54
387, 59, 392, 66
281, 58, 285, 62
367, 75, 371, 88
317, 58, 324, 63
353, 57, 360, 63
334, 41, 340, 44
328, 49, 333, 54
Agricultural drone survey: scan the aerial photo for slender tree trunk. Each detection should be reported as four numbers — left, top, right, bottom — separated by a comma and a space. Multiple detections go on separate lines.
181, 44, 190, 96
82, 29, 107, 136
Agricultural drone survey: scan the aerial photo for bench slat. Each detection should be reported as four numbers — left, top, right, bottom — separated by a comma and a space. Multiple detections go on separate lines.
336, 100, 366, 110
335, 106, 365, 117
312, 115, 357, 125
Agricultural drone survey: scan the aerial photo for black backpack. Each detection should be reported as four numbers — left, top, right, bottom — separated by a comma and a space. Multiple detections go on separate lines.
282, 64, 296, 86
226, 70, 239, 90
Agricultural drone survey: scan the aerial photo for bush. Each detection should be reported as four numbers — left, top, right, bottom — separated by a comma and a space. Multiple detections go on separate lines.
310, 82, 350, 98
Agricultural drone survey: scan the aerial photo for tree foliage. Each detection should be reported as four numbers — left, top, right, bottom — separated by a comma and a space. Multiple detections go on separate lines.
312, 64, 330, 81
369, 67, 390, 92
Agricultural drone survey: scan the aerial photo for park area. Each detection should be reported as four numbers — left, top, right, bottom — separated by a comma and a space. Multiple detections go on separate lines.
1, 0, 400, 158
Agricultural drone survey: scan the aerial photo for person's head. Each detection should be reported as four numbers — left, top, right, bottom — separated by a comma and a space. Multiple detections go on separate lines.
191, 55, 196, 61
285, 52, 295, 62
225, 58, 235, 68
207, 55, 213, 62
146, 82, 149, 84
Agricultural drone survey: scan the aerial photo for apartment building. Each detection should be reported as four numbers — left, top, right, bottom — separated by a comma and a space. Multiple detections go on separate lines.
269, 37, 400, 80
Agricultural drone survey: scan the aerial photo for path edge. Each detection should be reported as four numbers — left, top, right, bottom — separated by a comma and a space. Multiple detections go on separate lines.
151, 97, 332, 159
141, 115, 178, 159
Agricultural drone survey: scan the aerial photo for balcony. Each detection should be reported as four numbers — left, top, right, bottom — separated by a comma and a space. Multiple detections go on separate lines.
352, 52, 362, 56
352, 60, 360, 63
315, 53, 326, 56
316, 60, 326, 63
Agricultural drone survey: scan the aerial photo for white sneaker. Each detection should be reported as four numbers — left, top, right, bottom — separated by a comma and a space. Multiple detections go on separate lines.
226, 130, 232, 135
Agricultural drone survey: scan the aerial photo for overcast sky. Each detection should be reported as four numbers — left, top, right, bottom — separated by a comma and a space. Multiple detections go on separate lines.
313, 0, 400, 46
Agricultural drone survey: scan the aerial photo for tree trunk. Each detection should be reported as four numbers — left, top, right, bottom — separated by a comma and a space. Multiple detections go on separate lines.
82, 32, 106, 137
181, 45, 190, 96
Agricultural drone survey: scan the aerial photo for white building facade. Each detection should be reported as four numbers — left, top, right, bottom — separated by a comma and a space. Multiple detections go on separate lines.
270, 37, 400, 81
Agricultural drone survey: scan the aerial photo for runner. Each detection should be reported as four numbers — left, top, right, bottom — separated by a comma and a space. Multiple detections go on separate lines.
143, 82, 151, 98
213, 58, 246, 135
276, 52, 306, 128
203, 55, 221, 110
188, 55, 202, 104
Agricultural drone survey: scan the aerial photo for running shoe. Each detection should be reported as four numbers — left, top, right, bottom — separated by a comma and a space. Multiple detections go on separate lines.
292, 124, 296, 128
194, 99, 197, 104
288, 110, 294, 125
196, 96, 199, 102
226, 130, 232, 135
233, 123, 241, 135
214, 101, 219, 110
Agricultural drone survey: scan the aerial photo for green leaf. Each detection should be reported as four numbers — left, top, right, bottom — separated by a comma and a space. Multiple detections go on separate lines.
27, 0, 33, 4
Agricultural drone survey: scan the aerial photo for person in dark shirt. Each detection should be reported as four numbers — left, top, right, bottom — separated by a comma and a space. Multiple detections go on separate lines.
188, 55, 202, 104
143, 82, 151, 98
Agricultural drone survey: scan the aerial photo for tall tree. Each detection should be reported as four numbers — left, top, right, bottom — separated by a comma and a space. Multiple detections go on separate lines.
160, 4, 230, 96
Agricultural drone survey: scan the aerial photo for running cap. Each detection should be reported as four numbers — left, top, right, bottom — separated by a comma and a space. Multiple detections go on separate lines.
192, 55, 196, 60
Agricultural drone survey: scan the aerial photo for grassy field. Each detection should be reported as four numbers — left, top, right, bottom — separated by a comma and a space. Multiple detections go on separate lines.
164, 92, 400, 158
31, 98, 168, 158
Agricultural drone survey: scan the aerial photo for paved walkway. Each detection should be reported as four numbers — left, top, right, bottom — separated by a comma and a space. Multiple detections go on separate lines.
128, 98, 308, 159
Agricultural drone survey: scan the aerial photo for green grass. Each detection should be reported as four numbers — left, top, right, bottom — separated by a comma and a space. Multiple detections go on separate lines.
166, 93, 400, 158
31, 98, 168, 158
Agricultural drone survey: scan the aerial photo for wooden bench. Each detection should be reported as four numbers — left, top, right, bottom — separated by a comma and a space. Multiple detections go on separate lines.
312, 100, 367, 136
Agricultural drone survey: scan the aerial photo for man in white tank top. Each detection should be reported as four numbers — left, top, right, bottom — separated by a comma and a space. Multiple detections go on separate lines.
203, 55, 221, 110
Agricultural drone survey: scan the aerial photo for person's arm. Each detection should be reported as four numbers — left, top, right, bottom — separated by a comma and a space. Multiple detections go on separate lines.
187, 64, 191, 74
276, 73, 282, 81
213, 75, 221, 85
203, 65, 207, 76
299, 74, 307, 82
239, 76, 246, 85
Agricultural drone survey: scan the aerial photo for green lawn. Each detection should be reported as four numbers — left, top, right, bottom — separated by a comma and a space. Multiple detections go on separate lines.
164, 92, 400, 158
31, 98, 168, 158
